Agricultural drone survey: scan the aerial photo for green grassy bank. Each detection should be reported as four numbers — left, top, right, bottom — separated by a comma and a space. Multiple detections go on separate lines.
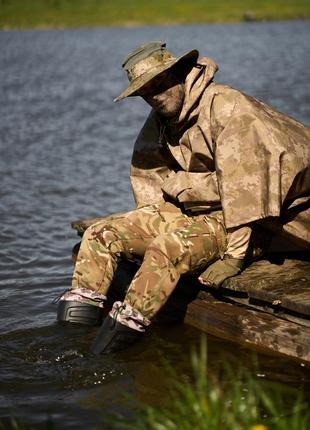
0, 0, 309, 30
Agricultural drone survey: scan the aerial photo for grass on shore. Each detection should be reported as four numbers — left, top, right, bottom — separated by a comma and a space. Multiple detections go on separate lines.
0, 0, 310, 30
111, 338, 310, 430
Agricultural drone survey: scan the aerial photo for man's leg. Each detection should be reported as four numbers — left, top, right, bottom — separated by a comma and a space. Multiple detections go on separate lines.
57, 203, 192, 325
91, 213, 227, 353
123, 214, 226, 320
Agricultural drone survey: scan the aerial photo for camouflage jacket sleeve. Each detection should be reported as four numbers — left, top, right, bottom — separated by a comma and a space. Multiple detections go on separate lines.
225, 225, 252, 259
130, 110, 174, 207
161, 170, 221, 211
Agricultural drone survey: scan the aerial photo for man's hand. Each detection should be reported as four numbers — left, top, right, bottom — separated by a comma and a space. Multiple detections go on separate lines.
198, 258, 243, 288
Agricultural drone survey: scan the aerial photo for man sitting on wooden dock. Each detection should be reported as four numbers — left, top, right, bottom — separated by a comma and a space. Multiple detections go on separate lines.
56, 41, 310, 354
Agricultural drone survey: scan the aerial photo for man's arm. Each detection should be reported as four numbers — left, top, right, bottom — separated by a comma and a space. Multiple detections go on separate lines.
130, 110, 173, 207
161, 170, 221, 210
199, 225, 252, 287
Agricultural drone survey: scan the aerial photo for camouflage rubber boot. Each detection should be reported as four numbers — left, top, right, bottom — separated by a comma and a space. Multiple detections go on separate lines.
90, 301, 149, 354
56, 288, 106, 326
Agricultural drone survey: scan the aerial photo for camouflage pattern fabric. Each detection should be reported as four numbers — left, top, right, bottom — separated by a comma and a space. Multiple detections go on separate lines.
72, 202, 226, 321
109, 301, 151, 331
130, 57, 310, 250
59, 287, 106, 308
69, 55, 309, 328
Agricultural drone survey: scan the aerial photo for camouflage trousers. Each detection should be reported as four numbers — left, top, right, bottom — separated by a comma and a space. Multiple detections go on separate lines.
72, 202, 227, 321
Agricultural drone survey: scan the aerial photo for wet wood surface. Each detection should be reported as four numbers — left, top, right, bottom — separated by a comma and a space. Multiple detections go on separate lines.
222, 257, 310, 316
217, 294, 310, 328
185, 291, 310, 362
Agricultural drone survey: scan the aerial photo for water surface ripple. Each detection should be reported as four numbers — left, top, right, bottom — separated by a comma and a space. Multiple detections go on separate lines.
0, 21, 309, 429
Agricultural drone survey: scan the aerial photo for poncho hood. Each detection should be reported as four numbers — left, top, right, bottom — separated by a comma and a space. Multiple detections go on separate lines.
176, 57, 218, 124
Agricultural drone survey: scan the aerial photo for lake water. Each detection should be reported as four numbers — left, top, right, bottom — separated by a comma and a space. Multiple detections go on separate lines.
0, 21, 309, 429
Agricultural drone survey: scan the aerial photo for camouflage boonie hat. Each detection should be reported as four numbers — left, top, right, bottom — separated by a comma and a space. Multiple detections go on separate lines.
114, 41, 199, 102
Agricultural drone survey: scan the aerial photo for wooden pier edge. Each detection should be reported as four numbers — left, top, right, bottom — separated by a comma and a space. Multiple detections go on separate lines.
185, 291, 310, 363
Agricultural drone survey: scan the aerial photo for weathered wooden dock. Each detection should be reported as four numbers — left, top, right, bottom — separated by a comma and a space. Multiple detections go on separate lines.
71, 215, 310, 363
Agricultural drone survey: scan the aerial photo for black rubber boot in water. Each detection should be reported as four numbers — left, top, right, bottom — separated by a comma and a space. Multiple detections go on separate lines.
57, 300, 104, 326
90, 314, 143, 354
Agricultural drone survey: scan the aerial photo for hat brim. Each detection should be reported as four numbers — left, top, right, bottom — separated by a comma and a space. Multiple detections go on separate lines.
114, 49, 199, 102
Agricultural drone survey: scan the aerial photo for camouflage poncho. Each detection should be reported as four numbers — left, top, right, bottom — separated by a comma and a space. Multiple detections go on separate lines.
130, 57, 310, 247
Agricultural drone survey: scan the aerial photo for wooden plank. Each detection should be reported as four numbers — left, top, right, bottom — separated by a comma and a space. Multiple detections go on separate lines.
223, 257, 310, 316
185, 291, 310, 363
220, 294, 310, 328
223, 257, 310, 292
248, 282, 310, 316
